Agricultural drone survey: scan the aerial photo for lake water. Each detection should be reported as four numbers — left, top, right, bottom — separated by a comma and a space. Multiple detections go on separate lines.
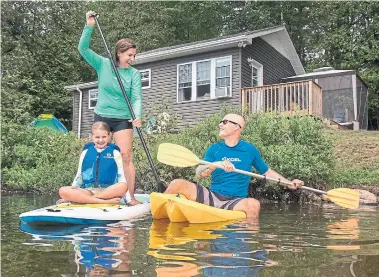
2, 195, 379, 277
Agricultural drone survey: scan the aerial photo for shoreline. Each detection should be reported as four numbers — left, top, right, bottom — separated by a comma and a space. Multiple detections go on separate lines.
3, 185, 378, 204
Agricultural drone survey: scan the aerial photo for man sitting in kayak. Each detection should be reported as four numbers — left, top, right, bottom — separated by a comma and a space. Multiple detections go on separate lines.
164, 113, 303, 222
57, 122, 128, 204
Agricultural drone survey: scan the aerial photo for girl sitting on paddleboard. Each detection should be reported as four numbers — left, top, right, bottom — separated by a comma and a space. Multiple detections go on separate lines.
57, 122, 129, 204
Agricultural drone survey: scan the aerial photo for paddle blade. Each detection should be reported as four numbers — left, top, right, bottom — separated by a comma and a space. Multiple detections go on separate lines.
157, 143, 200, 168
327, 188, 360, 209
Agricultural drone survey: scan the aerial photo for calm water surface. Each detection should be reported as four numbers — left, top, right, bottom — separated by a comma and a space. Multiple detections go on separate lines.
2, 195, 379, 277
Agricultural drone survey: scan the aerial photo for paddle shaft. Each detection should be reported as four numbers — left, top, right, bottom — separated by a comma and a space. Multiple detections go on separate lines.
200, 160, 327, 195
92, 14, 165, 192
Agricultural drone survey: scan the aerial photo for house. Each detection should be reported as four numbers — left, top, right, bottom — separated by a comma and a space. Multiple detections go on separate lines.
65, 25, 307, 138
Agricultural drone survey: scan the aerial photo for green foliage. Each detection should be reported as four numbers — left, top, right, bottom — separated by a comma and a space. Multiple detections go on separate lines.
332, 169, 379, 187
1, 1, 378, 129
133, 108, 335, 202
1, 123, 82, 193
143, 100, 181, 134
1, 1, 377, 195
244, 113, 334, 182
326, 129, 379, 187
1, 1, 87, 127
1, 74, 36, 125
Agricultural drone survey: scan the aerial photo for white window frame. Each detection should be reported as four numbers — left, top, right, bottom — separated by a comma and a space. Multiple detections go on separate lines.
139, 69, 151, 89
196, 60, 212, 100
177, 55, 232, 103
248, 58, 263, 87
214, 57, 232, 98
177, 62, 194, 102
88, 89, 98, 109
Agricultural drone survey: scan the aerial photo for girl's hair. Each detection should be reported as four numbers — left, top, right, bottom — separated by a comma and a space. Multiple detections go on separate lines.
114, 39, 136, 64
92, 121, 111, 134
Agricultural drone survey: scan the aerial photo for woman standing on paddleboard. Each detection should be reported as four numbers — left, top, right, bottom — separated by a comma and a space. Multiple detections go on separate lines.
78, 11, 142, 205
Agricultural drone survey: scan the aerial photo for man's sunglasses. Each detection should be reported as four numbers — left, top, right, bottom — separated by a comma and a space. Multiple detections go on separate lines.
220, 119, 241, 128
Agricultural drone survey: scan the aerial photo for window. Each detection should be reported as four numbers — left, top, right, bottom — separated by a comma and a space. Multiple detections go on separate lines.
178, 63, 192, 102
89, 89, 98, 109
215, 57, 231, 98
252, 67, 259, 87
139, 69, 151, 89
247, 58, 263, 87
177, 56, 232, 103
196, 61, 211, 100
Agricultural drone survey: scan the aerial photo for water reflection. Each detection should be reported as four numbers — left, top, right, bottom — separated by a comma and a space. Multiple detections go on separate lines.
75, 226, 135, 276
18, 214, 372, 277
323, 216, 379, 277
148, 219, 282, 277
326, 217, 360, 251
20, 222, 138, 276
11, 195, 379, 277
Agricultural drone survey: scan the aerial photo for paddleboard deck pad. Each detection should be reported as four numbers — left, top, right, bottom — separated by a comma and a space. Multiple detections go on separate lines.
150, 192, 246, 223
19, 194, 151, 225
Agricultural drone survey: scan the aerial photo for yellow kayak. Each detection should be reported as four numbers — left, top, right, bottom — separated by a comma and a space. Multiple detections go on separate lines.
150, 192, 246, 224
150, 192, 188, 221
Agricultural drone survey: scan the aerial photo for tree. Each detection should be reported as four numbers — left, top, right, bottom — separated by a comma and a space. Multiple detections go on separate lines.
2, 1, 378, 129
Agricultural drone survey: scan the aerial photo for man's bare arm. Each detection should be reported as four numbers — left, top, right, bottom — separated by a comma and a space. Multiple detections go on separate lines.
196, 164, 214, 178
264, 169, 303, 189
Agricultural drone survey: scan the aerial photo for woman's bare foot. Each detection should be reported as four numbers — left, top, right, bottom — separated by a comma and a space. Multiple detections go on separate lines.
128, 199, 142, 206
102, 197, 121, 204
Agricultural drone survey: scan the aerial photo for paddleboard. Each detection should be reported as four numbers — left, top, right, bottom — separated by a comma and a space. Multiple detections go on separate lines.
19, 194, 151, 225
150, 192, 246, 223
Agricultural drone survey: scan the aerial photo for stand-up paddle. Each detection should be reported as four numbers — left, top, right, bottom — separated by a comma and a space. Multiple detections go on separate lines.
157, 143, 360, 209
90, 13, 164, 192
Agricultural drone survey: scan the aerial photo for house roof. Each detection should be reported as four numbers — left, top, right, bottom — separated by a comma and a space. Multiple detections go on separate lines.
66, 25, 304, 91
282, 69, 355, 80
281, 68, 368, 88
134, 25, 304, 74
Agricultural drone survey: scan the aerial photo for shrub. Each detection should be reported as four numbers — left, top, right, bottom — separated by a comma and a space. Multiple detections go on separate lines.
134, 108, 335, 202
2, 107, 336, 202
1, 122, 82, 193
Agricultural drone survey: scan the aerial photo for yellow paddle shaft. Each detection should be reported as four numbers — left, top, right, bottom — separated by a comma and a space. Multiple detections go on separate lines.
199, 160, 327, 195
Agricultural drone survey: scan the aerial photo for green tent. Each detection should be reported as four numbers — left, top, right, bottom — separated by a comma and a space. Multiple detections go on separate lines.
32, 114, 68, 134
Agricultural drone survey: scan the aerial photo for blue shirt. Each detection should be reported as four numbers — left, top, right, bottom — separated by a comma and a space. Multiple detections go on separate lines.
203, 140, 269, 198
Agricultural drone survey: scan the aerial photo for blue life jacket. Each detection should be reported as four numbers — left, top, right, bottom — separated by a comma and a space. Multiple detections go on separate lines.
81, 142, 120, 188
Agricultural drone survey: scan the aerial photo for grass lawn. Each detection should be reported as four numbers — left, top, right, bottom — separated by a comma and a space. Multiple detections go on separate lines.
325, 129, 379, 188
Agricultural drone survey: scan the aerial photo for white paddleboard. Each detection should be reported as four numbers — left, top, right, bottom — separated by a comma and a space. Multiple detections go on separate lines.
19, 194, 151, 225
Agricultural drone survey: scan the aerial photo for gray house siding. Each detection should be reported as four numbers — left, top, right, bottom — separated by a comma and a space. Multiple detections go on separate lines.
241, 37, 296, 88
134, 48, 241, 128
72, 88, 96, 138
72, 92, 79, 135
71, 38, 298, 137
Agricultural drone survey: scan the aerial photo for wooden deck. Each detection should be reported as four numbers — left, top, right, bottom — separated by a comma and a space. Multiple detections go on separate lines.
241, 80, 323, 118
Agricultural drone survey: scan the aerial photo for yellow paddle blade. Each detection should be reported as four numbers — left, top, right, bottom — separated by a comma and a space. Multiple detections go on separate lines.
327, 188, 360, 209
157, 143, 201, 168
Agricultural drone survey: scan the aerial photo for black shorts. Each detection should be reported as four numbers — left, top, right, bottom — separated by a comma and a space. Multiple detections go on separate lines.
94, 113, 133, 132
195, 183, 244, 210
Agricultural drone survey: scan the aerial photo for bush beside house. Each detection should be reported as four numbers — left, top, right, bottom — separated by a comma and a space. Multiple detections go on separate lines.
2, 111, 377, 201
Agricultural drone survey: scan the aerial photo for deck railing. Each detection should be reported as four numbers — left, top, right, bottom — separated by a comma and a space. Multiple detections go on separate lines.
241, 80, 323, 118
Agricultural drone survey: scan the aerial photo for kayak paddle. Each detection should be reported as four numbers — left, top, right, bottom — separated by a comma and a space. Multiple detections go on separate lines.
157, 143, 360, 209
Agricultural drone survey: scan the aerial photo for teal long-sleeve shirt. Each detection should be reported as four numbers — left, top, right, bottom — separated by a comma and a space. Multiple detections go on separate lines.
78, 25, 142, 119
